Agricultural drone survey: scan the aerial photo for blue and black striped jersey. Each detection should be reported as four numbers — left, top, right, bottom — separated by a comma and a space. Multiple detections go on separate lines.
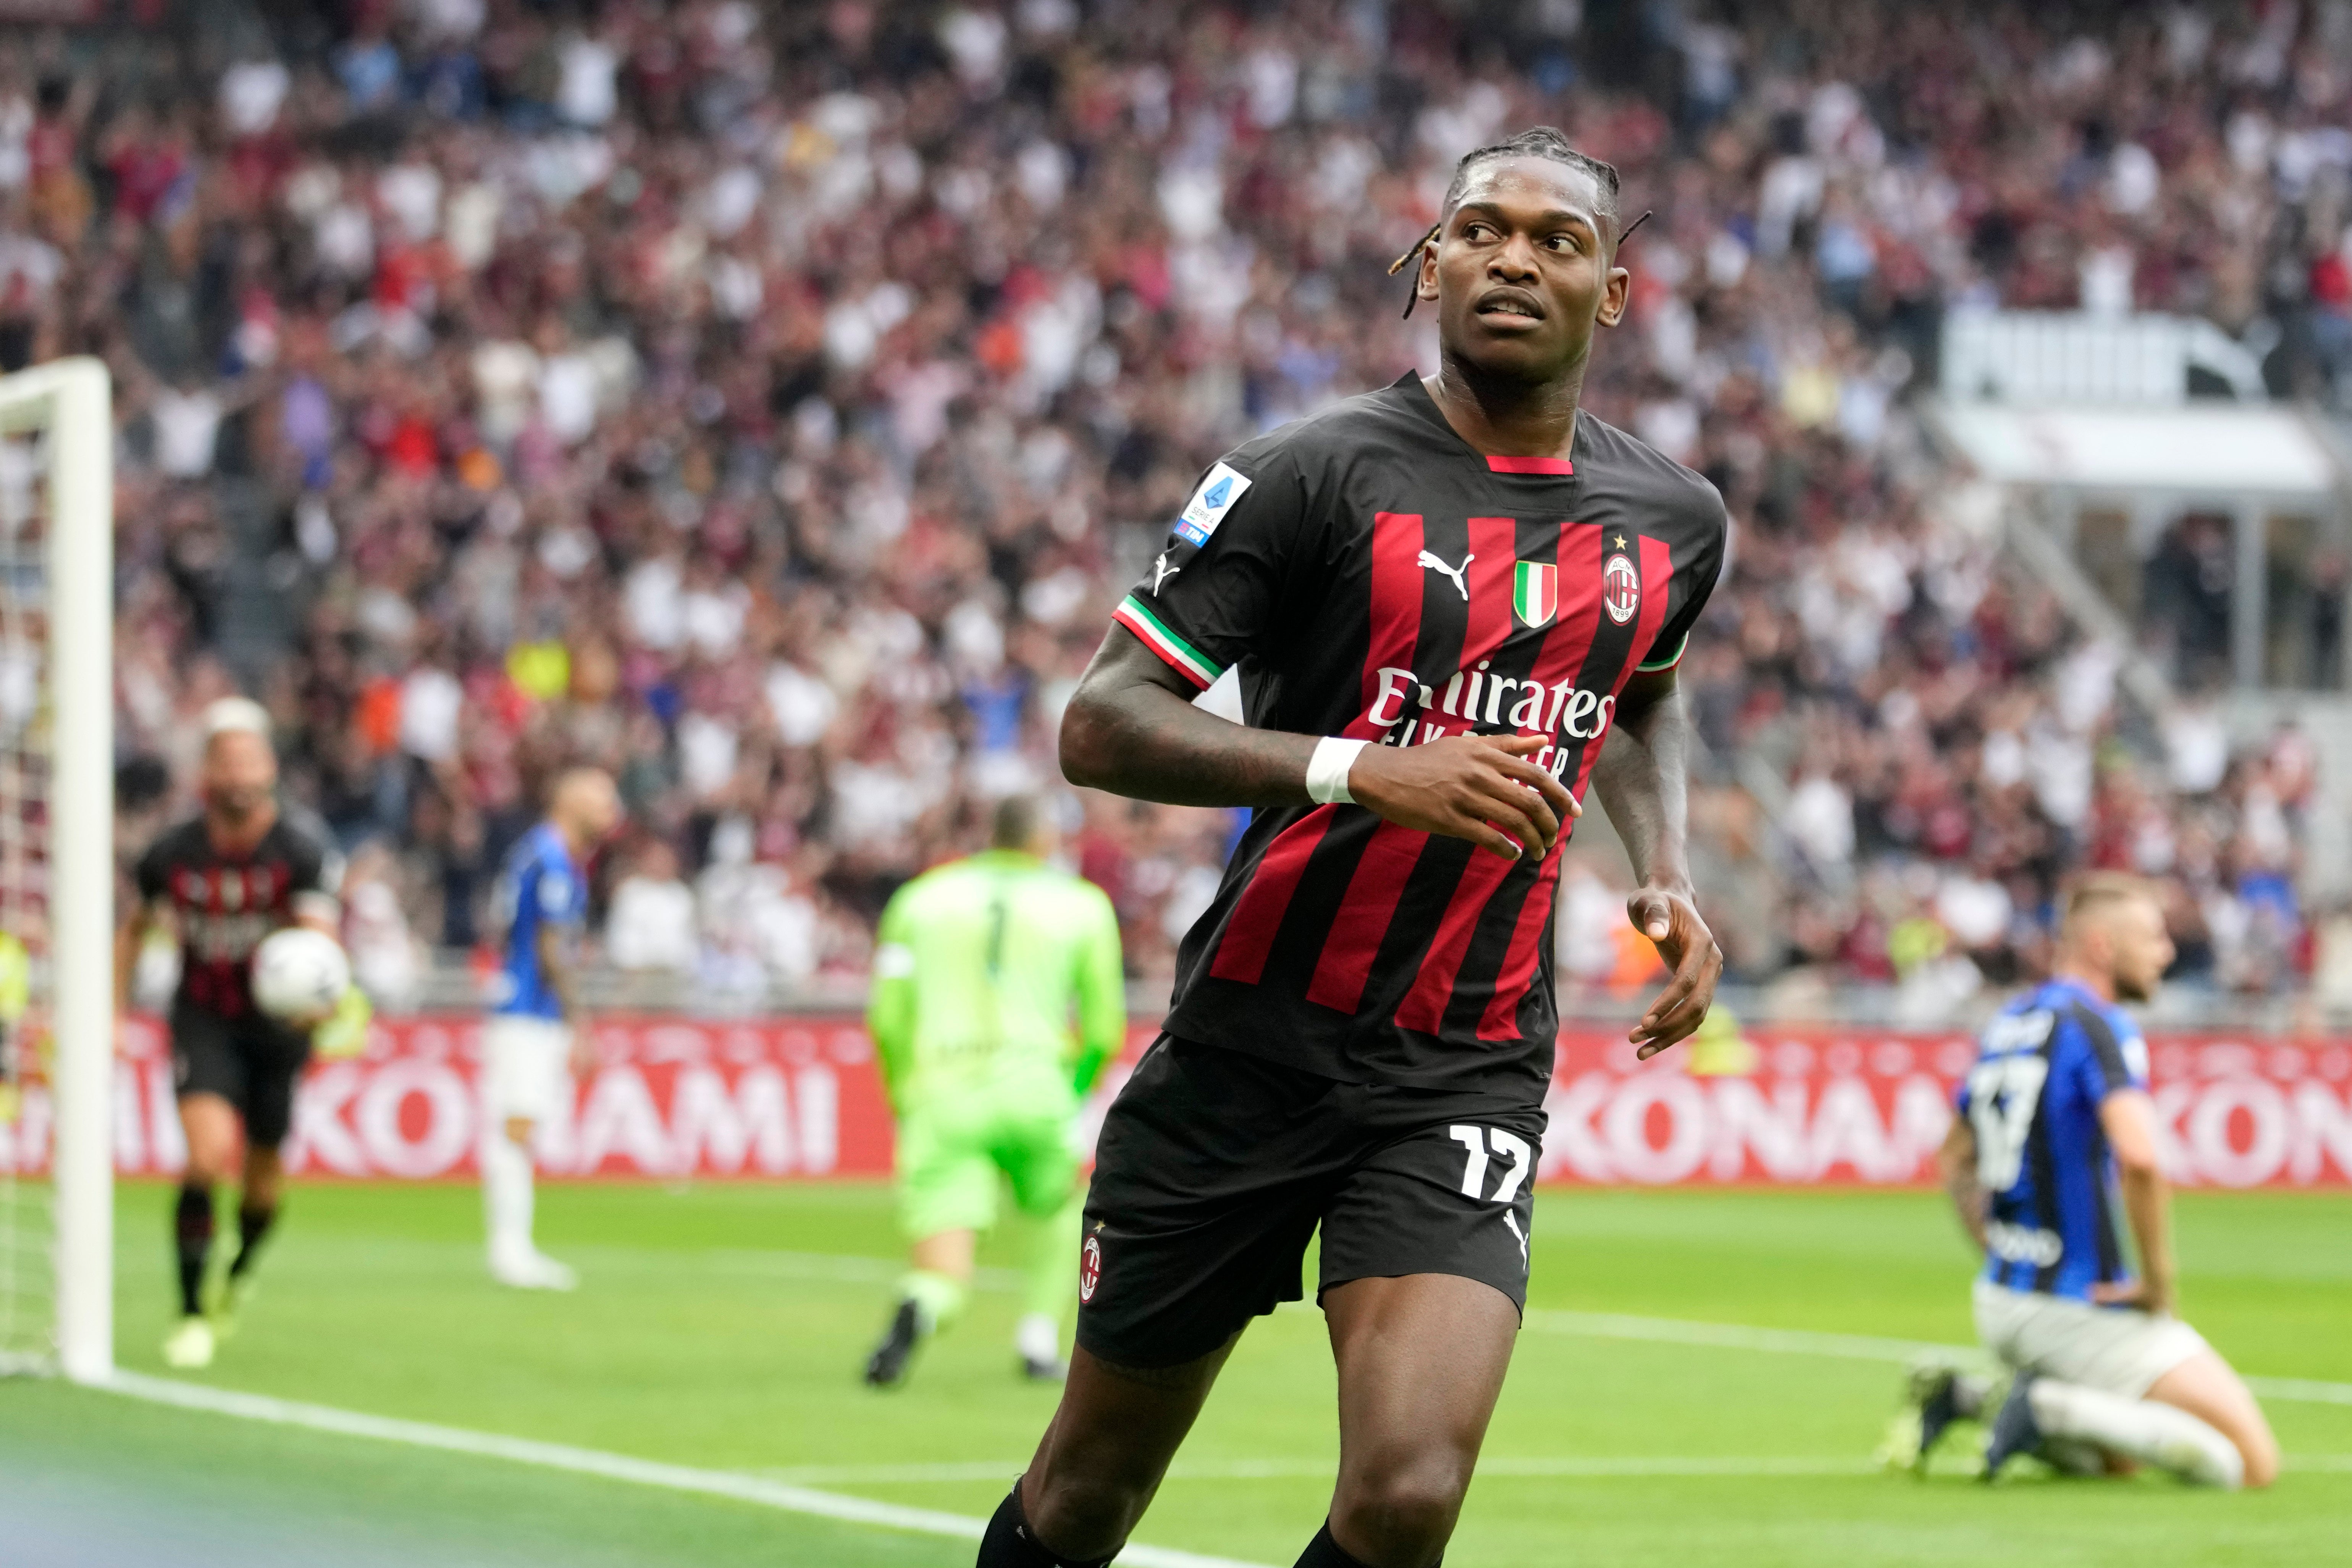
1957, 978, 2152, 1302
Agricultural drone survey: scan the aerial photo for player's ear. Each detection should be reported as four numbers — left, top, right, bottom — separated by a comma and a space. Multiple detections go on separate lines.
1596, 262, 1630, 328
1417, 239, 1441, 308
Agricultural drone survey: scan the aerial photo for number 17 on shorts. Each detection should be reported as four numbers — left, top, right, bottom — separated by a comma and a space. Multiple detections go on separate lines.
1449, 1124, 1535, 1266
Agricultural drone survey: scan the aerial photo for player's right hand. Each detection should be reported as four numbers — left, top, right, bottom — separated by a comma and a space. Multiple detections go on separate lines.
1348, 732, 1578, 861
2090, 1276, 2176, 1317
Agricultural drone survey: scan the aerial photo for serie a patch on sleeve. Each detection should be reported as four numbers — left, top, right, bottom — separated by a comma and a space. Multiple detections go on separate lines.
1173, 461, 1252, 546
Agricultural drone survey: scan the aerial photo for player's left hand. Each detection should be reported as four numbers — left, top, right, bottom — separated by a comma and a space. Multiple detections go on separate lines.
1626, 885, 1722, 1060
569, 1032, 598, 1080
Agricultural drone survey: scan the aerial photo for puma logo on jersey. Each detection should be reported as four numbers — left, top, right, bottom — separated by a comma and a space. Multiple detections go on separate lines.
1418, 549, 1473, 601
1150, 551, 1181, 593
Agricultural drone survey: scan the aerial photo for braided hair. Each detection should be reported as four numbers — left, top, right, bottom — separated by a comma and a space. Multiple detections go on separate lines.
1388, 128, 1639, 318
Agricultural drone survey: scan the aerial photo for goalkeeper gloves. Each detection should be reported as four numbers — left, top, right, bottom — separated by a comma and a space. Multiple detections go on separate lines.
312, 985, 374, 1060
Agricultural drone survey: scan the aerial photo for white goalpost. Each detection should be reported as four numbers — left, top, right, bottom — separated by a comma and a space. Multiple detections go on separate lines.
0, 357, 113, 1384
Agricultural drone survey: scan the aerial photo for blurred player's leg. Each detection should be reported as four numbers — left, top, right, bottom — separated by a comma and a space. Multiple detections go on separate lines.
215, 1022, 308, 1331
165, 1091, 241, 1369
481, 1017, 574, 1290
2146, 1351, 2280, 1487
983, 1338, 1236, 1565
213, 1145, 283, 1333
867, 1097, 992, 1386
1002, 1105, 1084, 1380
1016, 1192, 1083, 1379
1988, 1373, 2245, 1487
868, 1227, 974, 1387
1975, 1279, 2273, 1487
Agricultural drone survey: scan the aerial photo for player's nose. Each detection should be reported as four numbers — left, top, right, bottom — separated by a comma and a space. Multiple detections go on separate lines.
1486, 234, 1540, 279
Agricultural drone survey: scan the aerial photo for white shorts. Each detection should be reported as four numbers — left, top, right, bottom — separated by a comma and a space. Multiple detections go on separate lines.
1974, 1280, 2210, 1398
482, 1016, 572, 1123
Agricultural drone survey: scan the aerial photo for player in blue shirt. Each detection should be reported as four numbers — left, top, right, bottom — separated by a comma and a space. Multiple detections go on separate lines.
1901, 875, 2276, 1487
481, 769, 620, 1290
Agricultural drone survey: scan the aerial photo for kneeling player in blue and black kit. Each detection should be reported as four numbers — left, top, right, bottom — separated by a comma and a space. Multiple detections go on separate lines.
1904, 874, 2278, 1488
979, 127, 1728, 1568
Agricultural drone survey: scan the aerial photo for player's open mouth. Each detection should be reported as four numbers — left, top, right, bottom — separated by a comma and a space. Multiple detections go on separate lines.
1474, 291, 1545, 326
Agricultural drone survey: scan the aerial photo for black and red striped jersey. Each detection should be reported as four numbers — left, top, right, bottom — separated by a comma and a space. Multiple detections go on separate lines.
136, 811, 343, 1020
1111, 373, 1726, 1098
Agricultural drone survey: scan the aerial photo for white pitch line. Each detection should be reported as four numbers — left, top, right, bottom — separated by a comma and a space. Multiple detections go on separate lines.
767, 1450, 2352, 1485
689, 1251, 2352, 1410
1521, 1309, 2352, 1407
767, 1455, 1882, 1486
2241, 1376, 2352, 1408
95, 1371, 1270, 1568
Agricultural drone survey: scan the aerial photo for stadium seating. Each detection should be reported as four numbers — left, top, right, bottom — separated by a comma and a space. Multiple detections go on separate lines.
5, 0, 2342, 1007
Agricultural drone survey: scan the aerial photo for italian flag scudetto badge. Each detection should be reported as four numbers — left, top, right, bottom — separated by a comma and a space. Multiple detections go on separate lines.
1513, 560, 1557, 628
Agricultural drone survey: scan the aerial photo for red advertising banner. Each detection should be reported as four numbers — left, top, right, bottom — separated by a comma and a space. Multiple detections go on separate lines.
1539, 1030, 2352, 1188
2, 1018, 2347, 1188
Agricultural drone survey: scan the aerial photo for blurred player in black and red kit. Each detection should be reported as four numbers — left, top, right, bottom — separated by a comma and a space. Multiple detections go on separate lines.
116, 698, 344, 1371
981, 129, 1727, 1568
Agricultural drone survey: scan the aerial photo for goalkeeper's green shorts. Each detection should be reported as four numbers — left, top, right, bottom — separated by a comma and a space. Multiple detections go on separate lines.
896, 1074, 1081, 1241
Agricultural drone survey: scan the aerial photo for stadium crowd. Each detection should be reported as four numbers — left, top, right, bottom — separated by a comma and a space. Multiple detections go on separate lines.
7, 0, 2347, 1009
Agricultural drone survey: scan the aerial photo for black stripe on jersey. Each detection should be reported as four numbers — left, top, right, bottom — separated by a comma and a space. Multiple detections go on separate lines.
2087, 1116, 2124, 1285
1439, 515, 1635, 1040
1543, 521, 1657, 788
2074, 1004, 2135, 1096
1257, 809, 1389, 982
1376, 510, 1470, 747
2024, 1024, 2066, 1294
2068, 1004, 2130, 1284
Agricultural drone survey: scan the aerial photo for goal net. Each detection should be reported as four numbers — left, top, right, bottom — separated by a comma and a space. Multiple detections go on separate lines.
0, 359, 112, 1382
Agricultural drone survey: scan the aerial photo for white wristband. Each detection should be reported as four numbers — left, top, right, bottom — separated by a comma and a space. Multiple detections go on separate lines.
1305, 737, 1368, 805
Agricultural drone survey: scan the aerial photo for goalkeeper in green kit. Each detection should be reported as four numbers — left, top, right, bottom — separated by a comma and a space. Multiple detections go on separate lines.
863, 795, 1126, 1387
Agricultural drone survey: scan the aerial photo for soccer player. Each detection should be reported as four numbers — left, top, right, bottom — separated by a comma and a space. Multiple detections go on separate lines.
1909, 874, 2279, 1488
116, 699, 344, 1371
481, 767, 620, 1290
861, 794, 1125, 1387
979, 128, 1726, 1568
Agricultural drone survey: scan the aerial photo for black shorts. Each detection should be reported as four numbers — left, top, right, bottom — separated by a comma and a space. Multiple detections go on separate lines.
170, 1002, 312, 1150
1077, 1035, 1547, 1369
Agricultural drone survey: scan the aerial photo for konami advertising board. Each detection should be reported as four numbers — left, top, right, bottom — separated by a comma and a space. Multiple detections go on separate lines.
5, 1016, 2348, 1189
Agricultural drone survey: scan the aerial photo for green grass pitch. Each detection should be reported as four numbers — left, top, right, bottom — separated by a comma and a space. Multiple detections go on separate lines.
3, 1179, 2347, 1566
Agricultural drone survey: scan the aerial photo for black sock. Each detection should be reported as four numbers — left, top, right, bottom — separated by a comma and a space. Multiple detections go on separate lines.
230, 1201, 278, 1279
1294, 1523, 1377, 1568
976, 1482, 1116, 1568
173, 1184, 214, 1317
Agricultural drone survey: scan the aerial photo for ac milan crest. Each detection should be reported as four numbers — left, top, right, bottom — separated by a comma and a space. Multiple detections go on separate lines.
1602, 552, 1640, 625
1079, 1234, 1103, 1302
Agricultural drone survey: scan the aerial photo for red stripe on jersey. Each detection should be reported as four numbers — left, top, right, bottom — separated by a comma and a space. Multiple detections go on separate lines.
1459, 517, 1520, 677
1630, 534, 1677, 678
1302, 821, 1430, 1014
1478, 853, 1565, 1039
1486, 454, 1574, 475
1391, 849, 1516, 1035
1208, 805, 1337, 985
1344, 512, 1426, 739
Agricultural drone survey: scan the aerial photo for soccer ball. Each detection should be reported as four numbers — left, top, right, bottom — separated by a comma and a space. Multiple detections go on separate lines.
250, 927, 352, 1022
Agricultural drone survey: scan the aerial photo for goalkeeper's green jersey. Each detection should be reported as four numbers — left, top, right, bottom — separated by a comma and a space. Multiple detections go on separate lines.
867, 851, 1125, 1108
